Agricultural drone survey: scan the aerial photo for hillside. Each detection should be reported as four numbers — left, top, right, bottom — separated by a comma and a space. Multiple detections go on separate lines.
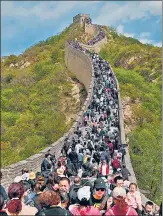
100, 27, 162, 204
1, 20, 162, 204
1, 23, 87, 167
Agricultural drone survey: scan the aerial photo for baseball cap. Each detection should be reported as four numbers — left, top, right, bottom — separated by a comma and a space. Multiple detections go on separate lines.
112, 187, 126, 199
77, 186, 91, 201
94, 178, 106, 189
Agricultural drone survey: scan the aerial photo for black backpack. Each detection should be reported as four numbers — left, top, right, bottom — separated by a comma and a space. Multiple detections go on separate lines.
93, 152, 100, 162
87, 142, 93, 151
69, 185, 82, 204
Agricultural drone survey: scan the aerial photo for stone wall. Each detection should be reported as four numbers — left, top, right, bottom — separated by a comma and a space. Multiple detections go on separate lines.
65, 42, 94, 92
111, 66, 156, 207
84, 23, 98, 36
1, 25, 157, 209
1, 41, 95, 191
79, 36, 107, 53
1, 137, 66, 189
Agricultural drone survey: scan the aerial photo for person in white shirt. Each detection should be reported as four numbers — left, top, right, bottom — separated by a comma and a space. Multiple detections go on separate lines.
75, 141, 83, 154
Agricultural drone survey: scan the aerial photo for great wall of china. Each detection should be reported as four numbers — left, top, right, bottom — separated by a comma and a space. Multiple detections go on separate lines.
1, 14, 154, 207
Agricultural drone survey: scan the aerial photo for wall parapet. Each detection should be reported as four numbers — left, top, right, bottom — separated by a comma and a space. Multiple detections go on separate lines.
1, 21, 158, 210
109, 65, 157, 208
79, 36, 107, 53
1, 38, 95, 191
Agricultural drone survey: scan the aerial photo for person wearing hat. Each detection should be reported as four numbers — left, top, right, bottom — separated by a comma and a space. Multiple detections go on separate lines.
29, 172, 36, 181
90, 178, 109, 213
105, 187, 138, 216
57, 168, 65, 177
69, 186, 101, 216
28, 172, 37, 192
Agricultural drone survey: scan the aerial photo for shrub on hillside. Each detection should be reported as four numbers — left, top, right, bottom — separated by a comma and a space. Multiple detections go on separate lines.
4, 55, 18, 66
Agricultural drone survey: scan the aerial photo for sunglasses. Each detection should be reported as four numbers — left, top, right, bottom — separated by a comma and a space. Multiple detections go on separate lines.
96, 188, 105, 191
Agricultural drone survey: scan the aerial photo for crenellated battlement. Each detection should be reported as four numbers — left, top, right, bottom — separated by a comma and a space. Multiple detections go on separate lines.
73, 13, 92, 26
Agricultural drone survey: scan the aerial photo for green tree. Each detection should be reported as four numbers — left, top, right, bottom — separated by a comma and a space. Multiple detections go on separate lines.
4, 55, 18, 66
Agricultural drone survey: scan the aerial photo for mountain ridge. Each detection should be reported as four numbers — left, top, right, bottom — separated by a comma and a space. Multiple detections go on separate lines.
1, 20, 161, 204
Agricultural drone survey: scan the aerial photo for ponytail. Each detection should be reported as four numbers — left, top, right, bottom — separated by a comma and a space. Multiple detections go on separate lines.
7, 199, 22, 215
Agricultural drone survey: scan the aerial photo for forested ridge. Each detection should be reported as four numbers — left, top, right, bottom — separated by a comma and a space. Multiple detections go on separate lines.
100, 27, 162, 204
1, 23, 87, 167
1, 22, 161, 204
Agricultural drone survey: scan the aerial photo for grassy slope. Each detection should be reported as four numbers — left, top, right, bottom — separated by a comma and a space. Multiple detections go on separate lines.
1, 23, 87, 167
99, 28, 162, 204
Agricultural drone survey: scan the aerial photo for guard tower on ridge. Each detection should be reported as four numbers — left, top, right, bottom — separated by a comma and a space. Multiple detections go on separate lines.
73, 14, 92, 26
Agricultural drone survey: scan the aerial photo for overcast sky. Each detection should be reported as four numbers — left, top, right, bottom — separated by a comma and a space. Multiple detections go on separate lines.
1, 1, 162, 56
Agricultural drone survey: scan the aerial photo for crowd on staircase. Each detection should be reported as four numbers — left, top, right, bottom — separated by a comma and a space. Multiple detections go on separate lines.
0, 26, 161, 216
87, 26, 106, 46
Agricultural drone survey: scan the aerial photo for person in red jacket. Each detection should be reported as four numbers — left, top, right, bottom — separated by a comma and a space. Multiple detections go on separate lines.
108, 141, 114, 158
100, 160, 109, 179
112, 157, 121, 174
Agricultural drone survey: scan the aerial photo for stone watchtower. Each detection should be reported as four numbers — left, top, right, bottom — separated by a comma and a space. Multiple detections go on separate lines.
73, 14, 96, 36
73, 14, 92, 26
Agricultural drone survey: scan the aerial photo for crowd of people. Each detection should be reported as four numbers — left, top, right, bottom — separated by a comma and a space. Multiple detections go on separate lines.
0, 26, 162, 216
87, 26, 106, 46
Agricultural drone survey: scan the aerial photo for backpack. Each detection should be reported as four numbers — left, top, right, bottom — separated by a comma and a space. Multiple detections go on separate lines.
112, 159, 120, 169
100, 152, 106, 161
83, 155, 88, 164
93, 152, 100, 162
67, 167, 76, 177
69, 185, 82, 204
87, 142, 93, 151
108, 142, 113, 151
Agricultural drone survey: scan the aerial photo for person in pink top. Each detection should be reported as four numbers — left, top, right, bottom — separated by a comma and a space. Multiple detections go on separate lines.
69, 186, 101, 216
105, 187, 138, 216
126, 183, 142, 213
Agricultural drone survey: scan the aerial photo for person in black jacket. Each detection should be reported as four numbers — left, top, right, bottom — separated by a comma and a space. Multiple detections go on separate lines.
121, 164, 131, 181
68, 148, 78, 173
69, 176, 82, 205
41, 154, 52, 178
141, 201, 156, 216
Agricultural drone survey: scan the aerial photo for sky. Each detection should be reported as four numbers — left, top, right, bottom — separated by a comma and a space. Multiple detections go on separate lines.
1, 1, 162, 56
